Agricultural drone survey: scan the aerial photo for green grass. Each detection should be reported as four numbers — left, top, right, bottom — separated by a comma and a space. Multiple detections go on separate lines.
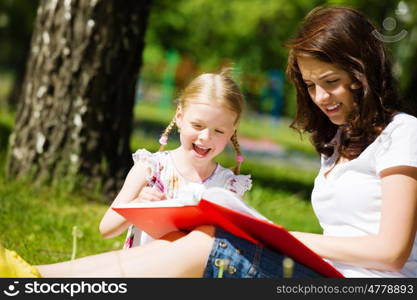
240, 115, 316, 156
0, 101, 322, 266
0, 167, 125, 265
219, 155, 322, 233
246, 187, 321, 233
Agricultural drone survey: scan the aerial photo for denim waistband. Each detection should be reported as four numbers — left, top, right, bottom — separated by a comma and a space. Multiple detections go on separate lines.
203, 227, 322, 278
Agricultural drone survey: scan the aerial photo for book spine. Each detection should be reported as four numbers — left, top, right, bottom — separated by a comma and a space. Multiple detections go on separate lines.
200, 201, 261, 246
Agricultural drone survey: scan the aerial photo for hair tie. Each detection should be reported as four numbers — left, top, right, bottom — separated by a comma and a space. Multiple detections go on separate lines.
236, 154, 244, 163
159, 135, 168, 145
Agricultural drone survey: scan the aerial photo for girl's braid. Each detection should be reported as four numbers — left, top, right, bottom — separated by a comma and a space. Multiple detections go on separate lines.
230, 131, 243, 175
158, 118, 176, 152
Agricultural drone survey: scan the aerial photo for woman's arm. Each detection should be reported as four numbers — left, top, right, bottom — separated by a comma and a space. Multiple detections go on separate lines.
99, 162, 164, 238
291, 166, 417, 272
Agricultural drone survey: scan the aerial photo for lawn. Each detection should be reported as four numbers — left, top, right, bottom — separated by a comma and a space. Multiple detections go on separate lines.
0, 100, 322, 265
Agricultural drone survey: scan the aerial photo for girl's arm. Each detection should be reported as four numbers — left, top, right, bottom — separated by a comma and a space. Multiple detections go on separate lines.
99, 162, 164, 238
291, 166, 417, 272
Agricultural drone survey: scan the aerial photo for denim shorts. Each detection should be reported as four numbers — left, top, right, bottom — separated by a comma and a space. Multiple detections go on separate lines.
203, 227, 323, 278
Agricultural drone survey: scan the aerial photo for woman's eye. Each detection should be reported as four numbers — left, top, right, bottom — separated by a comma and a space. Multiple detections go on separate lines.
215, 130, 224, 134
306, 83, 315, 89
192, 124, 202, 129
326, 79, 339, 84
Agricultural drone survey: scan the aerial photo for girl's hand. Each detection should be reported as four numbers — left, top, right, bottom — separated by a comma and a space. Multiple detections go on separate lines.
132, 186, 166, 203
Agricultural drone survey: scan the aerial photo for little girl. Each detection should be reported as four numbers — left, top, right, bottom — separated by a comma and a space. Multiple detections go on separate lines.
99, 69, 253, 248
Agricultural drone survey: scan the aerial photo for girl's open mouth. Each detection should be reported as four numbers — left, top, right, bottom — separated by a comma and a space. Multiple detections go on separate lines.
192, 144, 211, 156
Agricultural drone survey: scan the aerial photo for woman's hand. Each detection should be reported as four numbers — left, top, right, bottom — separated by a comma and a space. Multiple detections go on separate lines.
132, 186, 166, 203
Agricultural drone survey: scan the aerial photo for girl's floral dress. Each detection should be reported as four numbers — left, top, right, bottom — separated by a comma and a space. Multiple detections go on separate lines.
123, 149, 252, 249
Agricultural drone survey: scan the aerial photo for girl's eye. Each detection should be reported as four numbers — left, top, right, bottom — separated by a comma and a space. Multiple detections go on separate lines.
192, 124, 202, 129
215, 130, 224, 134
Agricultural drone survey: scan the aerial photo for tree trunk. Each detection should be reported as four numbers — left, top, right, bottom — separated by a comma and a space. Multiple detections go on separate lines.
7, 0, 152, 201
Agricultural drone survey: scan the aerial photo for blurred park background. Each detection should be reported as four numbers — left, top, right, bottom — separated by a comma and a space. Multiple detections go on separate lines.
1, 0, 417, 264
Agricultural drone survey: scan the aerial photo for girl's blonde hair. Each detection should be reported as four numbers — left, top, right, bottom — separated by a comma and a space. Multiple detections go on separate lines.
158, 68, 245, 174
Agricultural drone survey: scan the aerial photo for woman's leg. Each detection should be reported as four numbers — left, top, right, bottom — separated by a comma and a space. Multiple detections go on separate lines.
37, 225, 215, 278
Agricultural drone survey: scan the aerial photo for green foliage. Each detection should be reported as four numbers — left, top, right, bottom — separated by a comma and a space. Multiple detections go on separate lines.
142, 0, 327, 116
140, 0, 417, 117
146, 0, 323, 72
0, 71, 13, 107
0, 0, 39, 68
3, 0, 417, 115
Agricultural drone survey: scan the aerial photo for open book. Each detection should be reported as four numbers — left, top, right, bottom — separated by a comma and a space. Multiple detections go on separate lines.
113, 187, 343, 277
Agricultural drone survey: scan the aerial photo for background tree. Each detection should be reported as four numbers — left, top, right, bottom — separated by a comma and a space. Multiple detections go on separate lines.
330, 0, 417, 113
2, 0, 416, 201
142, 0, 324, 115
141, 0, 416, 116
7, 0, 152, 200
393, 0, 417, 114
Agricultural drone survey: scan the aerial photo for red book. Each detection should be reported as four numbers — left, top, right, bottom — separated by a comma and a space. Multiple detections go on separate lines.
112, 187, 343, 277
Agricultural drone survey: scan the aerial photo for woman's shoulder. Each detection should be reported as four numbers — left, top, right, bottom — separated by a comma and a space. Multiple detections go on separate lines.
387, 112, 417, 131
376, 112, 417, 144
376, 112, 417, 142
374, 113, 417, 172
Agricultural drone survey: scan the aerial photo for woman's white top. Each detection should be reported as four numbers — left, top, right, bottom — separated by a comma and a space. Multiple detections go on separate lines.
312, 113, 417, 277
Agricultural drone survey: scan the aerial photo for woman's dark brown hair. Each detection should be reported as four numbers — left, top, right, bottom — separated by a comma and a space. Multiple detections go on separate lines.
286, 6, 401, 159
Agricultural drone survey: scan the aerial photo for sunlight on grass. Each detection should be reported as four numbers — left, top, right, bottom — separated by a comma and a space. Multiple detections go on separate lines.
0, 176, 125, 264
246, 186, 322, 233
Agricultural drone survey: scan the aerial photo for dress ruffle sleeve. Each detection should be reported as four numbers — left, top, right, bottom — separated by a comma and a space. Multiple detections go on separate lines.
132, 149, 159, 183
224, 174, 252, 198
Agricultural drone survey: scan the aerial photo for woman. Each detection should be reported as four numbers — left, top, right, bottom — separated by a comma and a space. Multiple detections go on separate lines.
284, 6, 417, 277
2, 6, 417, 278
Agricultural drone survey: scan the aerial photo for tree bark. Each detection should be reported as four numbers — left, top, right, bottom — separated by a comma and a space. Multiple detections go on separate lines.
7, 0, 151, 201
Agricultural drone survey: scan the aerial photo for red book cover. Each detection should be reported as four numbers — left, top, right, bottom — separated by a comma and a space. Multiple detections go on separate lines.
112, 192, 343, 278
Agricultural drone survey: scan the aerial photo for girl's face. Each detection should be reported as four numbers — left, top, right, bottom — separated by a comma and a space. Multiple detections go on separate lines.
297, 55, 358, 125
175, 102, 237, 162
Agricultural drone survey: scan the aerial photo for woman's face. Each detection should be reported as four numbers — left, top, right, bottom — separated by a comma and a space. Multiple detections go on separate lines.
297, 55, 357, 125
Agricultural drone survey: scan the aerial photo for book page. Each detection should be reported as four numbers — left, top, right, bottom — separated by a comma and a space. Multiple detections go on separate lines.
202, 187, 270, 221
114, 187, 270, 223
114, 186, 201, 208
114, 199, 185, 208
